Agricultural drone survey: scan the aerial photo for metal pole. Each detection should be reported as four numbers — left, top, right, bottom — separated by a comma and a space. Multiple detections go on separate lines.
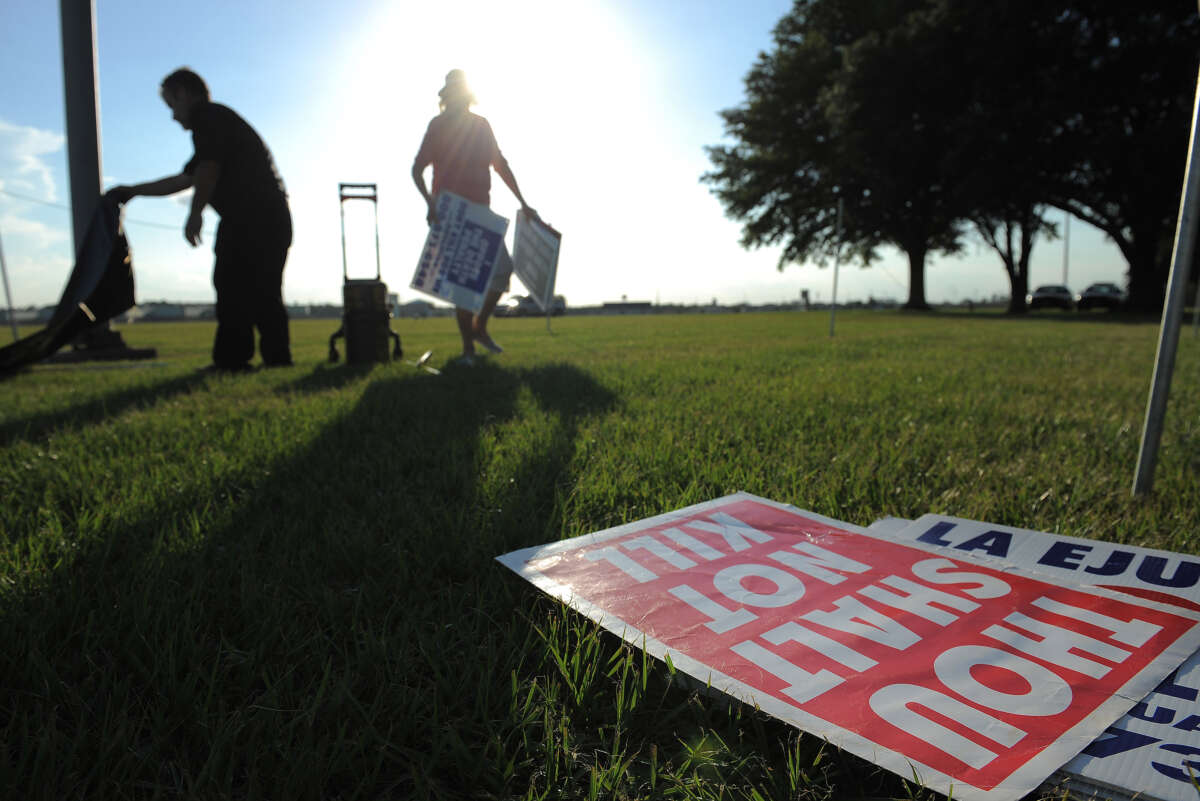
0, 227, 19, 342
1132, 64, 1200, 496
60, 0, 124, 348
372, 187, 381, 281
1062, 211, 1070, 287
829, 197, 844, 338
338, 184, 350, 280
59, 0, 102, 256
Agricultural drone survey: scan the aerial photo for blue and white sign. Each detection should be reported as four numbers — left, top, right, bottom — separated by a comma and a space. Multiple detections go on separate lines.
884, 514, 1200, 801
411, 192, 509, 313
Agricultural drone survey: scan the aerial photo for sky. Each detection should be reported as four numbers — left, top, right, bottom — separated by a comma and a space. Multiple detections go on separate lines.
0, 0, 1135, 311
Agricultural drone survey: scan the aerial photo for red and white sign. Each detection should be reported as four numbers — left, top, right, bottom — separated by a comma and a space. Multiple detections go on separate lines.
497, 493, 1200, 801
882, 514, 1200, 801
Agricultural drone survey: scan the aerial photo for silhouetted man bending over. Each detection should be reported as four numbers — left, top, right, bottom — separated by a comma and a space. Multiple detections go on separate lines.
108, 68, 293, 370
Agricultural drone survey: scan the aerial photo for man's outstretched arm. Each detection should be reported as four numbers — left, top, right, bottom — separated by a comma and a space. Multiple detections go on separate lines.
106, 173, 193, 203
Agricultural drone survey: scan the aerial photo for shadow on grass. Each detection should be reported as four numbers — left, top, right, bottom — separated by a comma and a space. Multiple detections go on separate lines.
0, 370, 210, 447
1, 361, 621, 799
274, 361, 380, 395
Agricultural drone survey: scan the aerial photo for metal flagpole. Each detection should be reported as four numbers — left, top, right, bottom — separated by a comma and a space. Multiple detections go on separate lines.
1132, 62, 1200, 496
1062, 211, 1070, 286
0, 227, 19, 341
829, 197, 844, 337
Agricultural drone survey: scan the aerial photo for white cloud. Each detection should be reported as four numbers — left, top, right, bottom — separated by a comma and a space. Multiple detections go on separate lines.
0, 119, 73, 306
0, 213, 67, 250
0, 119, 65, 203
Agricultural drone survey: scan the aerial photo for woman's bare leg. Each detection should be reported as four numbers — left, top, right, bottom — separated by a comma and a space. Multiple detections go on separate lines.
473, 290, 504, 353
456, 307, 476, 357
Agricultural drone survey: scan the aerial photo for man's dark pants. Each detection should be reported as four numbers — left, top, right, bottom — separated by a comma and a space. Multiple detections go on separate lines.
212, 217, 293, 368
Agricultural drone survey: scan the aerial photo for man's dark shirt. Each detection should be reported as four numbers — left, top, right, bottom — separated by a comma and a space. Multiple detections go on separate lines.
183, 102, 289, 232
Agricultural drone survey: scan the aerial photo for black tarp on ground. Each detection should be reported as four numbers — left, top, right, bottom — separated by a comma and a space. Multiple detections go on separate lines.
0, 201, 136, 376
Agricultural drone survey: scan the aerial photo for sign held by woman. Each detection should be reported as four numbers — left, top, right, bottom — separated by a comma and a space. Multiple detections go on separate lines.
410, 191, 508, 314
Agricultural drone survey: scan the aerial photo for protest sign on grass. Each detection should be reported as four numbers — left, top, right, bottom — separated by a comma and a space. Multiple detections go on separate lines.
410, 192, 508, 314
885, 514, 1200, 801
498, 493, 1200, 801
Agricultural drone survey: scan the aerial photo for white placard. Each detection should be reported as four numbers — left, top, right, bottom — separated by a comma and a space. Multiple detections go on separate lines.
411, 192, 508, 313
885, 514, 1200, 801
511, 209, 561, 312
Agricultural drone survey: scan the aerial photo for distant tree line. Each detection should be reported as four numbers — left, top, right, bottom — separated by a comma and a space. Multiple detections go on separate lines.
704, 0, 1199, 313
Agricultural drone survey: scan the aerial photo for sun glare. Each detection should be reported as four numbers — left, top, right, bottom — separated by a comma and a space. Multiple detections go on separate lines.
291, 0, 669, 305
344, 0, 650, 157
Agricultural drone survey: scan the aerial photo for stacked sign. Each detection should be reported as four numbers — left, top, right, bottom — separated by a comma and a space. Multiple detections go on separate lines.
498, 493, 1200, 801
873, 514, 1200, 801
411, 191, 508, 314
511, 209, 561, 313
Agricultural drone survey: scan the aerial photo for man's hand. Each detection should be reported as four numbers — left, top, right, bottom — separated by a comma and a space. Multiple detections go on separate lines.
426, 201, 439, 226
105, 186, 135, 204
185, 211, 203, 246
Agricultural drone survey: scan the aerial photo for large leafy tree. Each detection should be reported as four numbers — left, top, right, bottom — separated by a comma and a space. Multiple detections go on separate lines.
929, 0, 1072, 314
707, 0, 1199, 314
880, 0, 1198, 314
704, 0, 960, 310
821, 6, 978, 310
1043, 5, 1200, 312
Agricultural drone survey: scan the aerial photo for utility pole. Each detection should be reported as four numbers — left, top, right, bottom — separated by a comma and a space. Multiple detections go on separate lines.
60, 0, 102, 255
57, 0, 152, 361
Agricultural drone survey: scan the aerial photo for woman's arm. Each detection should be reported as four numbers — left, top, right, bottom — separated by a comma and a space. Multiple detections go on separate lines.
494, 155, 540, 222
412, 160, 437, 225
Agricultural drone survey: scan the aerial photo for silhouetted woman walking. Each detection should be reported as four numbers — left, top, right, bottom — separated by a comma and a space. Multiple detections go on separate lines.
412, 69, 539, 364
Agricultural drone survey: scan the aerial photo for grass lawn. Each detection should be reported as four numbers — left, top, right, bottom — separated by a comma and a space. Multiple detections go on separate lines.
1, 310, 1198, 799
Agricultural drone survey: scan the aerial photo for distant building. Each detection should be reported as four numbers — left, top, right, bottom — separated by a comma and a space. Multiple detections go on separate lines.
397, 300, 434, 318
305, 305, 345, 319
183, 304, 215, 320
601, 301, 653, 315
141, 303, 185, 321
117, 306, 147, 324
0, 307, 49, 325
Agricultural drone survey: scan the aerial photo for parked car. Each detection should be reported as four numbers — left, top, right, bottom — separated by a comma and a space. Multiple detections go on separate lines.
1026, 285, 1074, 311
1076, 282, 1127, 311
